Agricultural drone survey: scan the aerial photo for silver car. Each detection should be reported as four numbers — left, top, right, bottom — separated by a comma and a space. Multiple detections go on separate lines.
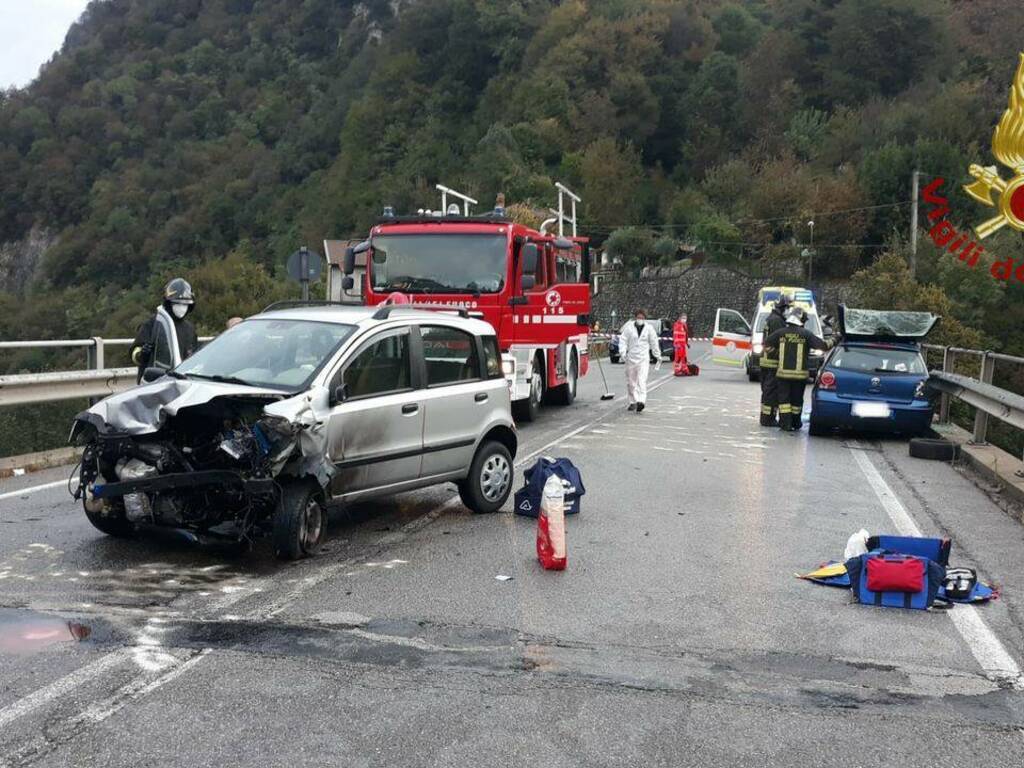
71, 303, 517, 559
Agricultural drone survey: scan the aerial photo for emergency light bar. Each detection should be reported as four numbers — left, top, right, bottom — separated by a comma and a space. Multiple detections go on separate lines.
436, 184, 478, 216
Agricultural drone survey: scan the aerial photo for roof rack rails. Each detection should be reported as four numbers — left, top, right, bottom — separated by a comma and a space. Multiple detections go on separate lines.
261, 300, 355, 312
372, 303, 470, 320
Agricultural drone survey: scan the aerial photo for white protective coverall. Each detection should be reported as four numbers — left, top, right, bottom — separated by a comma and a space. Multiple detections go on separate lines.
618, 320, 662, 406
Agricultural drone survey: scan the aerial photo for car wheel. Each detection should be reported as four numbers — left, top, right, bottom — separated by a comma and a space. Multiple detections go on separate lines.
808, 419, 828, 437
550, 353, 577, 406
909, 437, 958, 461
514, 355, 544, 422
609, 354, 620, 364
458, 440, 513, 514
274, 480, 327, 560
747, 369, 759, 382
83, 493, 133, 538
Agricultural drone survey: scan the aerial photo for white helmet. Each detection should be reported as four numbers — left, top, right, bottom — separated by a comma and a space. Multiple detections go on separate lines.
785, 307, 807, 327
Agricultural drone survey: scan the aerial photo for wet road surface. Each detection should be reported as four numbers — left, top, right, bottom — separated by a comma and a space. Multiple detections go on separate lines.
2, 343, 1023, 767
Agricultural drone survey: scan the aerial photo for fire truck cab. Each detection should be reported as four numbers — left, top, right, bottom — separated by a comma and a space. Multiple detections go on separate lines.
329, 183, 591, 422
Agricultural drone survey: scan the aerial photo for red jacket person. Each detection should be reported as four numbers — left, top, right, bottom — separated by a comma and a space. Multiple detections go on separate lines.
672, 314, 690, 376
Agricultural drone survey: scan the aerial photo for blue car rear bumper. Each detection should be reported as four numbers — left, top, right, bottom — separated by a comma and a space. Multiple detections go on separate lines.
811, 391, 933, 434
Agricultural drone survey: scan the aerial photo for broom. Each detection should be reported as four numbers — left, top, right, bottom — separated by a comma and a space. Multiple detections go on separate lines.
594, 342, 616, 400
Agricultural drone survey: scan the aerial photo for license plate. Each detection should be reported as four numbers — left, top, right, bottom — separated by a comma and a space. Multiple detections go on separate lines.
852, 402, 891, 418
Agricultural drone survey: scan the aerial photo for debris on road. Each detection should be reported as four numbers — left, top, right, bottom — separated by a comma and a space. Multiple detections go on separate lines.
536, 475, 567, 571
494, 574, 513, 582
514, 456, 585, 518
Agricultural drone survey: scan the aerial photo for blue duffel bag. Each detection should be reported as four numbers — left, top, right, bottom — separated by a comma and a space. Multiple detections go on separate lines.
513, 457, 585, 517
845, 552, 945, 610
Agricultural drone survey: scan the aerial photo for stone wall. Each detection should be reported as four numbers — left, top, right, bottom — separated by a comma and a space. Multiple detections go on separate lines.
0, 226, 56, 294
592, 263, 858, 337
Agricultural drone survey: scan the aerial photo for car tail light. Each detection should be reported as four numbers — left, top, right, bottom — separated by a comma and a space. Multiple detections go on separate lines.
819, 371, 836, 390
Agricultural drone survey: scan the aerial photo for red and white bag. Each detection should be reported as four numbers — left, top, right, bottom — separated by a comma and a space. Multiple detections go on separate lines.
536, 474, 567, 570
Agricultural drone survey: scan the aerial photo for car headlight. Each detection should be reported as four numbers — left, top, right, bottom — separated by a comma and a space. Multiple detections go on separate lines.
753, 343, 763, 354
914, 380, 926, 399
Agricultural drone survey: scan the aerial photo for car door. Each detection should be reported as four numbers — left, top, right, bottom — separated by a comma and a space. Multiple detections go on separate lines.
326, 327, 424, 496
712, 308, 752, 367
419, 324, 492, 479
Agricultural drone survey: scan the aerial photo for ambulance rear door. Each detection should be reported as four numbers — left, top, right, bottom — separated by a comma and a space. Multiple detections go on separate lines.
712, 308, 752, 367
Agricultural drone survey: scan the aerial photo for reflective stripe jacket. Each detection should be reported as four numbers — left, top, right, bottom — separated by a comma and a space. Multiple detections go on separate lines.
672, 320, 689, 348
763, 325, 834, 380
759, 310, 786, 369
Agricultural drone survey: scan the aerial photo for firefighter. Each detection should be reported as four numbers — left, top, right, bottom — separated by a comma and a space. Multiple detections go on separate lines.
763, 306, 836, 431
618, 308, 661, 413
131, 278, 198, 382
758, 293, 791, 426
672, 313, 690, 376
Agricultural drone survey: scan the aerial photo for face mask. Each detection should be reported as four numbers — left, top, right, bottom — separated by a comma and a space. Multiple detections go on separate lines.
171, 303, 188, 319
635, 320, 644, 332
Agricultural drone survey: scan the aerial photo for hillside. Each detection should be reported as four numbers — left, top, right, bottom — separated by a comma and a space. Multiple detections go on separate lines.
2, 0, 1024, 359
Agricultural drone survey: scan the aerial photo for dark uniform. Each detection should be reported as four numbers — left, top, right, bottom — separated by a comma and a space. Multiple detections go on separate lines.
764, 320, 835, 431
131, 278, 198, 383
758, 305, 787, 426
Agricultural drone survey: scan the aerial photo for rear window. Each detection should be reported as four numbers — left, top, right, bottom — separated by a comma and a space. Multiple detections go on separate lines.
830, 347, 925, 375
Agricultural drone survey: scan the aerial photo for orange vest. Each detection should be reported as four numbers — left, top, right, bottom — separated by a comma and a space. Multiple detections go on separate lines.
673, 321, 688, 346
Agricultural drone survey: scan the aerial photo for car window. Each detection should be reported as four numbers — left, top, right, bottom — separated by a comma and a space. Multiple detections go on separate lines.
718, 310, 749, 336
482, 335, 502, 379
342, 330, 412, 399
830, 347, 925, 374
152, 322, 173, 368
422, 325, 480, 386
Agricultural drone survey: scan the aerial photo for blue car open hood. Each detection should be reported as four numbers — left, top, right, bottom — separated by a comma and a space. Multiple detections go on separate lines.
838, 305, 940, 343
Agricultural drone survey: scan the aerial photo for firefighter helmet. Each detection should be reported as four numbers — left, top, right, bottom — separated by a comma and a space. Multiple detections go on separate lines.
785, 306, 807, 327
163, 278, 195, 305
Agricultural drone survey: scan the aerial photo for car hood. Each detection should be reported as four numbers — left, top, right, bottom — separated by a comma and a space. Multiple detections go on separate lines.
76, 378, 289, 436
838, 305, 939, 342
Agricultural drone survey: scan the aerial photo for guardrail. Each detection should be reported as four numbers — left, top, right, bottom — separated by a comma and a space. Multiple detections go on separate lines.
0, 336, 213, 407
923, 344, 1024, 446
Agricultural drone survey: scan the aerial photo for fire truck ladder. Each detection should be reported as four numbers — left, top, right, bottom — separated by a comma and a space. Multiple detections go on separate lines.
544, 182, 581, 237
435, 184, 478, 216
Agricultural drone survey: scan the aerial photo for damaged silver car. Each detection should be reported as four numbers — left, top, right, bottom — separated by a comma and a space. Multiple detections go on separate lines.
71, 304, 518, 559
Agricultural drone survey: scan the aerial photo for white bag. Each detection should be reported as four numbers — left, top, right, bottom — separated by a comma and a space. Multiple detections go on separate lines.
843, 528, 870, 560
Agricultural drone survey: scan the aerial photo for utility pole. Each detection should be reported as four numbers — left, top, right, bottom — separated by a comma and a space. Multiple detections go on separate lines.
909, 169, 920, 277
807, 220, 814, 283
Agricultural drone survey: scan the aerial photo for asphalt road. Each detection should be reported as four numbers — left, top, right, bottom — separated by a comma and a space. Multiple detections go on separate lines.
2, 341, 1023, 767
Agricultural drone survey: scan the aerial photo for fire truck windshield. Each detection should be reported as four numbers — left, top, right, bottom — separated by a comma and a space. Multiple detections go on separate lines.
370, 234, 507, 294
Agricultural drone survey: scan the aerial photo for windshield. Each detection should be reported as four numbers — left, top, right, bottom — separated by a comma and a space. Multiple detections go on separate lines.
754, 311, 821, 335
830, 347, 925, 375
842, 307, 938, 339
175, 319, 356, 392
370, 234, 508, 294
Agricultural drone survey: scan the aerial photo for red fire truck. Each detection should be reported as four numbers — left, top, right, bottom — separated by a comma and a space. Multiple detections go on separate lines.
327, 183, 591, 422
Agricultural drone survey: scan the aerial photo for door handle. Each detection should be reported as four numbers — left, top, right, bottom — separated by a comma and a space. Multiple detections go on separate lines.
402, 403, 419, 414
475, 392, 488, 403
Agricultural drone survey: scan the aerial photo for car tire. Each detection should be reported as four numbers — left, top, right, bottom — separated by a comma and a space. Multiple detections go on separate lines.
458, 440, 513, 514
83, 496, 134, 538
274, 480, 327, 560
909, 437, 959, 461
609, 354, 620, 364
550, 353, 577, 406
808, 420, 828, 437
514, 355, 544, 422
747, 369, 759, 382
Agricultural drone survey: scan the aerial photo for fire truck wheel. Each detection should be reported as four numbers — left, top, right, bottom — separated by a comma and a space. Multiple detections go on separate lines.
550, 352, 577, 406
514, 356, 544, 422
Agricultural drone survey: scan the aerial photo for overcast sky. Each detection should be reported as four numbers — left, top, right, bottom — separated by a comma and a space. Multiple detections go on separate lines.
1, 0, 91, 89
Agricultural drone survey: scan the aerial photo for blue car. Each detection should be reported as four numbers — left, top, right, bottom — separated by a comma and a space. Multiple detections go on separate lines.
809, 306, 939, 437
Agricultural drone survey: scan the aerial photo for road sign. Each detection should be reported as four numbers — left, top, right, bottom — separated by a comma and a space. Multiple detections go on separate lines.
287, 247, 323, 301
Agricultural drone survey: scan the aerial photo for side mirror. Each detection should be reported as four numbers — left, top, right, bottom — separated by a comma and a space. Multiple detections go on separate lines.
343, 247, 355, 275
341, 276, 355, 290
142, 367, 166, 383
521, 243, 539, 274
521, 275, 536, 291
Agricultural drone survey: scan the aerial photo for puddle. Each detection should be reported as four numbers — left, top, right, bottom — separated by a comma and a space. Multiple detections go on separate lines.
0, 609, 90, 654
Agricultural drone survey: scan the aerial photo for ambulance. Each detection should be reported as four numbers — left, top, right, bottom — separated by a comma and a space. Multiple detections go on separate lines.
712, 286, 828, 381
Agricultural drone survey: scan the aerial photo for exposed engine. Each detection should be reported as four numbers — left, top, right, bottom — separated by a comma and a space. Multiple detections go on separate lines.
76, 396, 298, 540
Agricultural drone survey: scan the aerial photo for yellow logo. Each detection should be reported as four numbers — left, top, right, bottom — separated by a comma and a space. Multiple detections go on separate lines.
965, 53, 1024, 238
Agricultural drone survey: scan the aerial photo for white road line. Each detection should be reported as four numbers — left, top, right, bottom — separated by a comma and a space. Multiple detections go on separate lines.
0, 648, 130, 730
0, 479, 72, 503
849, 443, 1024, 688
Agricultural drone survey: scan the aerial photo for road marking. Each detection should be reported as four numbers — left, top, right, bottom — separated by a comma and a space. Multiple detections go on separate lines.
0, 479, 71, 503
0, 648, 130, 730
849, 443, 1024, 689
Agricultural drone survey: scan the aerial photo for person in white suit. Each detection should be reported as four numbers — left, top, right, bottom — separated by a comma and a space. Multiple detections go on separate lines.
617, 308, 662, 413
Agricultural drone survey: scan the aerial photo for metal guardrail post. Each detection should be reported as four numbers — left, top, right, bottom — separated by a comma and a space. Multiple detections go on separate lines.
938, 347, 954, 423
972, 351, 995, 444
89, 337, 105, 370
